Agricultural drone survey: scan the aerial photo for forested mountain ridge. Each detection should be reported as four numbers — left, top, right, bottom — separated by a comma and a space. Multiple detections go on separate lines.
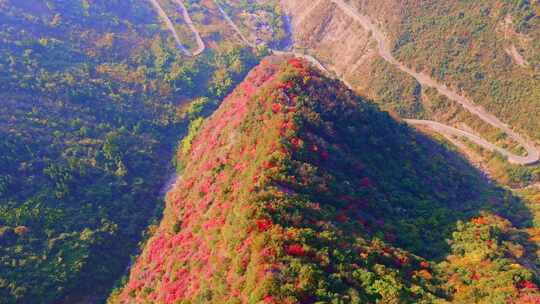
2, 0, 540, 303
112, 56, 540, 303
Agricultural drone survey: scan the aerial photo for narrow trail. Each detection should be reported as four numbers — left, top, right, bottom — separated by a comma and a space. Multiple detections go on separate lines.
148, 0, 205, 56
148, 0, 189, 55
330, 0, 539, 165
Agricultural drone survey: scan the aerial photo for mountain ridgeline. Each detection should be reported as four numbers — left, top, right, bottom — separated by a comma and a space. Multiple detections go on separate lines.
112, 57, 540, 303
2, 0, 540, 302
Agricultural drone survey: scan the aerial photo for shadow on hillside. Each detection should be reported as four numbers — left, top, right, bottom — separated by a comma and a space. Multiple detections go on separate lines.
361, 102, 537, 262
408, 126, 535, 258
301, 75, 538, 263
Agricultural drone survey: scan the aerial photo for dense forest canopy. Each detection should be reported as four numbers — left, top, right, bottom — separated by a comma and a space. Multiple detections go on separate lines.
0, 0, 269, 302
113, 56, 540, 304
2, 0, 540, 303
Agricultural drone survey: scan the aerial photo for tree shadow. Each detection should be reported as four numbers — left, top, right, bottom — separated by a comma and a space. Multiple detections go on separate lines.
299, 76, 538, 264
397, 126, 536, 261
362, 108, 537, 263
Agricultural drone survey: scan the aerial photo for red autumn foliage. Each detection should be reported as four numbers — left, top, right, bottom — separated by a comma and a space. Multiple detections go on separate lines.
472, 216, 487, 226
286, 244, 306, 256
257, 219, 273, 232
272, 103, 282, 113
120, 55, 461, 303
263, 161, 275, 170
282, 120, 296, 131
287, 105, 296, 113
199, 182, 210, 196
395, 256, 409, 267
290, 137, 301, 148
249, 145, 257, 156
285, 230, 296, 239
288, 58, 305, 70
117, 58, 294, 304
278, 80, 295, 91
521, 280, 538, 290
420, 261, 430, 269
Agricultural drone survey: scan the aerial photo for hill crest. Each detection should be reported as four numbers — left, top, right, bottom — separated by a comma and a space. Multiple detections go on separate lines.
113, 56, 540, 303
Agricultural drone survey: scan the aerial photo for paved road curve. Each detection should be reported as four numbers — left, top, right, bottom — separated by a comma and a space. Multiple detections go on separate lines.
148, 0, 205, 56
172, 0, 205, 56
405, 119, 535, 164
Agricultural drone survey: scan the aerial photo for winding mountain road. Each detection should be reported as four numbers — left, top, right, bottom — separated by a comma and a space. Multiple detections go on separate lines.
172, 0, 205, 55
148, 0, 205, 56
328, 0, 538, 165
213, 0, 256, 48
173, 0, 539, 165
404, 119, 536, 164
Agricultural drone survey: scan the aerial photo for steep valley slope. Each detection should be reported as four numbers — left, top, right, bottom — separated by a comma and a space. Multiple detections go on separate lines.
0, 0, 272, 302
112, 56, 540, 303
3, 0, 540, 302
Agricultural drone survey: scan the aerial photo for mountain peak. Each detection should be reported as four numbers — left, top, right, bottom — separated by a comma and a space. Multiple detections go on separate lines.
113, 56, 540, 303
114, 57, 435, 303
